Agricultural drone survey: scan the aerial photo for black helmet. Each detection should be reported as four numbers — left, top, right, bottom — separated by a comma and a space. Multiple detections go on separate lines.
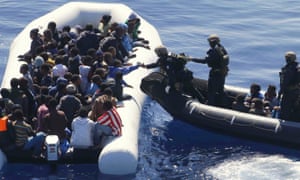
154, 45, 168, 57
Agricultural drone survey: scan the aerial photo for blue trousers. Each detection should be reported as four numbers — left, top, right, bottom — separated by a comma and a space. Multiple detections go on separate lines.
94, 124, 113, 146
23, 134, 46, 156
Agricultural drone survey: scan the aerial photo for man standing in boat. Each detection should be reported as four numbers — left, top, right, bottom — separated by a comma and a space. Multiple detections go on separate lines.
141, 45, 204, 102
278, 51, 300, 121
189, 34, 229, 107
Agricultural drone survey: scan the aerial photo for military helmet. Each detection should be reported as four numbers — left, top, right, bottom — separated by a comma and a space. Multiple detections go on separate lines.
207, 34, 220, 43
154, 45, 168, 57
285, 51, 296, 62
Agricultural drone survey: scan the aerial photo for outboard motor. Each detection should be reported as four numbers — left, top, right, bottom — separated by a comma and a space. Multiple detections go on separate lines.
45, 135, 60, 161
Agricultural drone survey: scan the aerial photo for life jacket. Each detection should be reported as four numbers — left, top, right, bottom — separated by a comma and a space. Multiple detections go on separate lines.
0, 116, 8, 132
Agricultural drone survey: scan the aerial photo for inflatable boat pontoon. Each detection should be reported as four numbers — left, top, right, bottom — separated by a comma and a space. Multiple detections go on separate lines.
141, 72, 300, 149
0, 2, 162, 175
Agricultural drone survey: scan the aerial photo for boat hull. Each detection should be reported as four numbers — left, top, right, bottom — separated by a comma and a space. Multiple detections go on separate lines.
141, 72, 300, 149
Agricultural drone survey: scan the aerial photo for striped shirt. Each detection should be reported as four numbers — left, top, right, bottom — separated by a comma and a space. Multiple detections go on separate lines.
13, 120, 34, 147
97, 107, 122, 136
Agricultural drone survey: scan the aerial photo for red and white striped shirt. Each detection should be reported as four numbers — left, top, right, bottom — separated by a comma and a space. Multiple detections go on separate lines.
97, 107, 122, 136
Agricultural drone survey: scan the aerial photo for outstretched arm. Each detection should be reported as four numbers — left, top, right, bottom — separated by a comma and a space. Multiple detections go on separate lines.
188, 57, 207, 64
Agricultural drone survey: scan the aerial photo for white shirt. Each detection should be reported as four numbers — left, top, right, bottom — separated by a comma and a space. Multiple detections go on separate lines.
70, 116, 95, 148
52, 64, 68, 77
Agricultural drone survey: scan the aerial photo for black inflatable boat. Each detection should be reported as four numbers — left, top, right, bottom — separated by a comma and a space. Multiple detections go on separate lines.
140, 72, 300, 149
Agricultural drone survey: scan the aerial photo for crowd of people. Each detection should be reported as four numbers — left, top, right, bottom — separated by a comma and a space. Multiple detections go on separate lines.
0, 12, 151, 158
1, 11, 300, 159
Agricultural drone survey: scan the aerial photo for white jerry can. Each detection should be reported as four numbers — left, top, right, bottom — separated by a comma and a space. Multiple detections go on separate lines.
45, 135, 60, 161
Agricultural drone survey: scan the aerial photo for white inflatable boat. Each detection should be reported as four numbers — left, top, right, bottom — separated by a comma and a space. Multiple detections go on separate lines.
0, 2, 162, 175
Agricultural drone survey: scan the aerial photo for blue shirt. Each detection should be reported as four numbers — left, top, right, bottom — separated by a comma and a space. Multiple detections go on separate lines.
107, 65, 139, 79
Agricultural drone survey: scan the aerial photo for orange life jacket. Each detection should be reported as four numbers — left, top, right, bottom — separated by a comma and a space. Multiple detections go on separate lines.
0, 116, 8, 132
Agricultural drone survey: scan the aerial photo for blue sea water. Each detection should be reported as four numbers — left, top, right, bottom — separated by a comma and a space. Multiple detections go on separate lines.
1, 0, 300, 179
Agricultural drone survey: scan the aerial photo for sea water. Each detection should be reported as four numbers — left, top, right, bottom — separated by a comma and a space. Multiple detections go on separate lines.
1, 0, 300, 179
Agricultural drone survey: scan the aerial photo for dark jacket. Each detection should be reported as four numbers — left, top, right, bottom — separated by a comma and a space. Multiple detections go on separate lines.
206, 44, 228, 70
99, 32, 129, 62
280, 61, 300, 93
76, 31, 100, 55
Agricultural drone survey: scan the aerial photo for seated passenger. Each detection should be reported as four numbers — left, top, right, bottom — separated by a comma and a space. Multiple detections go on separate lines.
79, 55, 93, 94
39, 63, 53, 87
20, 63, 34, 91
68, 47, 81, 75
111, 71, 133, 101
99, 24, 129, 63
44, 98, 69, 154
12, 109, 46, 158
119, 23, 149, 52
94, 99, 122, 147
76, 24, 100, 55
48, 77, 68, 97
0, 88, 14, 115
8, 78, 27, 106
47, 21, 60, 43
125, 12, 144, 42
101, 88, 118, 107
98, 14, 112, 38
52, 55, 68, 78
35, 94, 49, 133
107, 59, 140, 79
264, 85, 279, 111
57, 84, 82, 130
85, 74, 102, 97
88, 94, 107, 121
249, 98, 268, 116
70, 107, 95, 148
244, 83, 263, 107
19, 77, 37, 121
31, 55, 45, 84
27, 28, 43, 58
232, 94, 249, 113
0, 103, 15, 151
42, 29, 57, 55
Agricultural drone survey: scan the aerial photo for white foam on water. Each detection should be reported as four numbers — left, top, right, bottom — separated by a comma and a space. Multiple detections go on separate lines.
206, 154, 300, 180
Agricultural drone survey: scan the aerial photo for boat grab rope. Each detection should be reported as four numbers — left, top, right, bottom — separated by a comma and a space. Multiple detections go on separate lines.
229, 115, 281, 133
189, 105, 196, 114
188, 101, 280, 133
201, 110, 279, 133
274, 122, 281, 133
230, 116, 236, 125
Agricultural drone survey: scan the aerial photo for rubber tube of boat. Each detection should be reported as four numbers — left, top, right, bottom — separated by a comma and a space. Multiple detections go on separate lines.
45, 135, 60, 161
